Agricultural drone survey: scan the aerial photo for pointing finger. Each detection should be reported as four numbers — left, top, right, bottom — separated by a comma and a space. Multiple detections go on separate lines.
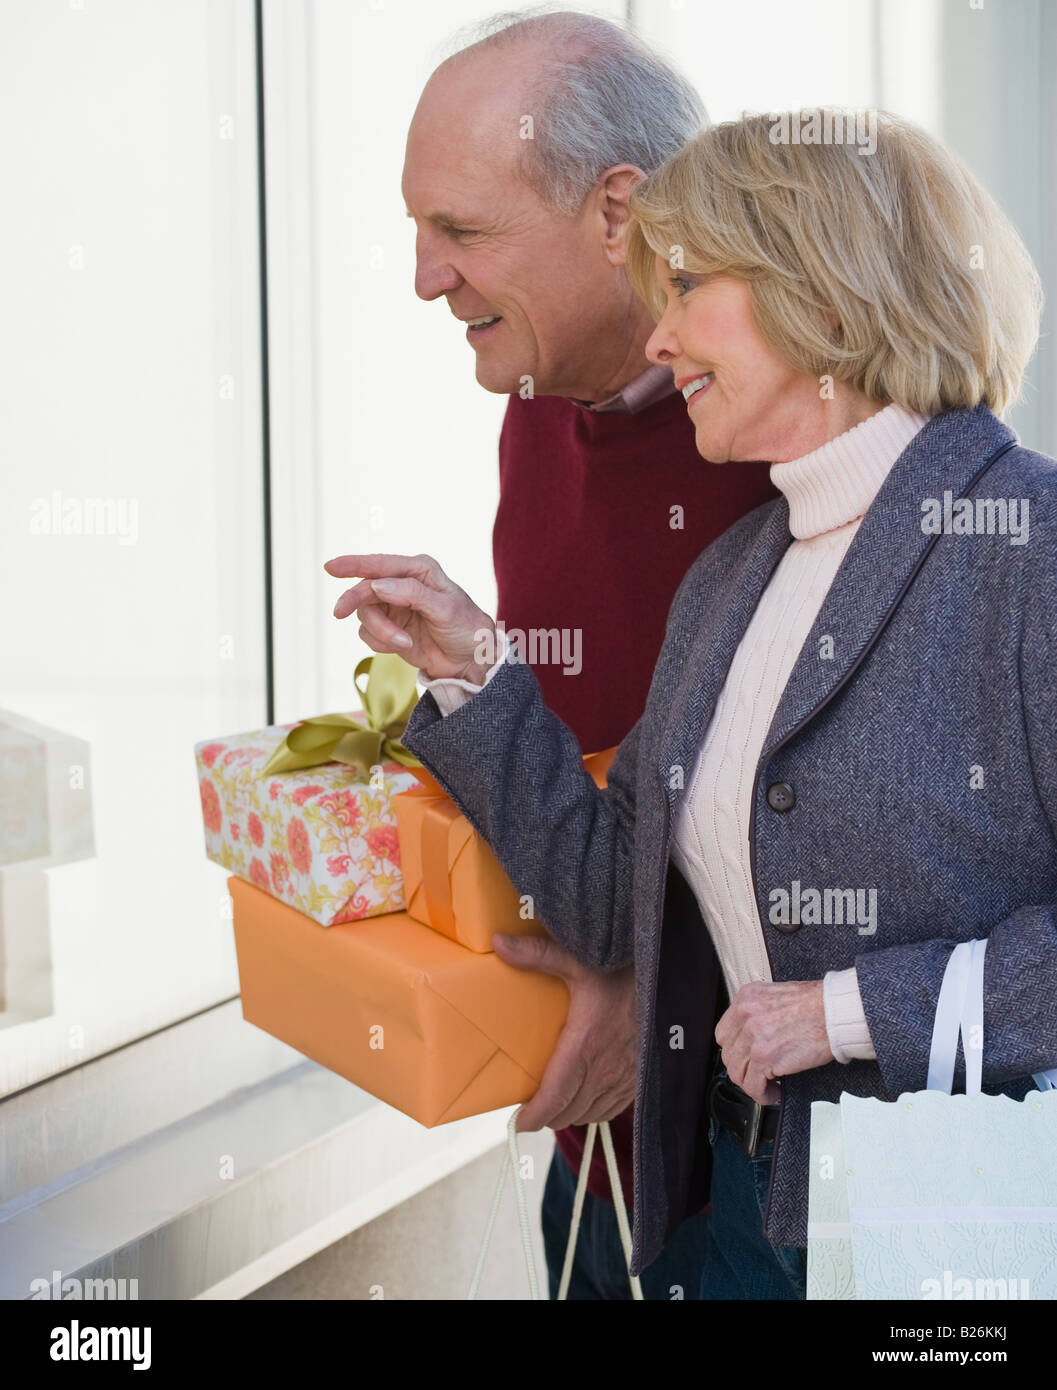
323, 552, 446, 584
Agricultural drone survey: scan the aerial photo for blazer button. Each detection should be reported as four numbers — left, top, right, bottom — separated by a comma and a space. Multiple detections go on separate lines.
773, 916, 802, 935
767, 782, 795, 812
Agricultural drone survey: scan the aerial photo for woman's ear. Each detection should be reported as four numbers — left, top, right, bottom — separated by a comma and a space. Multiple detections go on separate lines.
595, 164, 647, 267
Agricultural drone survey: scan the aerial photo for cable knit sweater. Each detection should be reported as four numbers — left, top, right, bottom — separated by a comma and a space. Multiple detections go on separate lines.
423, 402, 932, 1065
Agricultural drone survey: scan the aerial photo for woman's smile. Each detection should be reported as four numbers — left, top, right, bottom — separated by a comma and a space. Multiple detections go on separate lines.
678, 371, 716, 408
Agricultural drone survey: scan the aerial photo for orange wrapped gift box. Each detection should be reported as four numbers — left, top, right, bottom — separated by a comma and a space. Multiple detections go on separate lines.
228, 875, 570, 1126
393, 746, 617, 953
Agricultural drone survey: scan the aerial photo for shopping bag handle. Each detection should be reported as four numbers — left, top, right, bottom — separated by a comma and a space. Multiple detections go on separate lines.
927, 936, 1057, 1096
927, 937, 985, 1095
467, 1111, 644, 1300
468, 1109, 542, 1300
556, 1120, 644, 1301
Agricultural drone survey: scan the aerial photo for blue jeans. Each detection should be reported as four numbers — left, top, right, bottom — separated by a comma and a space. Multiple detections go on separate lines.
698, 1079, 807, 1299
540, 1147, 710, 1300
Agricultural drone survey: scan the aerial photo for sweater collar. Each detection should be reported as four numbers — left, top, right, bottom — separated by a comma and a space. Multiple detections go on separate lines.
569, 363, 676, 414
770, 402, 931, 539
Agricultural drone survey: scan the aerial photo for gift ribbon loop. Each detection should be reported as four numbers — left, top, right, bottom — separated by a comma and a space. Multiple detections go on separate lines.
261, 653, 422, 777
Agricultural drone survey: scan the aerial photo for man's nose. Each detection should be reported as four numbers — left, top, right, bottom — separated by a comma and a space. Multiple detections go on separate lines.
414, 232, 463, 302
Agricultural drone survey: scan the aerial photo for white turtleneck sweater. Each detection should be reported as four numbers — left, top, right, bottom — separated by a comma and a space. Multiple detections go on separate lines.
422, 402, 931, 1063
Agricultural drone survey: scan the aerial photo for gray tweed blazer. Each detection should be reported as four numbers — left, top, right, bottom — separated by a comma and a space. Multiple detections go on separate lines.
399, 403, 1057, 1275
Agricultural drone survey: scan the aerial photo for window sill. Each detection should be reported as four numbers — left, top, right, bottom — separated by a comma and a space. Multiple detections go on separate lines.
0, 999, 513, 1300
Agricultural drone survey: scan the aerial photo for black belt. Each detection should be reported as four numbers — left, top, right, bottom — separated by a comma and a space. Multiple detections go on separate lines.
708, 1072, 780, 1158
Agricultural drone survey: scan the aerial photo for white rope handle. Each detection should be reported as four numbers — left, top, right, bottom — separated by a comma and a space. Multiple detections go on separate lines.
557, 1120, 644, 1300
468, 1109, 542, 1300
469, 1111, 645, 1300
555, 1120, 597, 1299
599, 1120, 645, 1300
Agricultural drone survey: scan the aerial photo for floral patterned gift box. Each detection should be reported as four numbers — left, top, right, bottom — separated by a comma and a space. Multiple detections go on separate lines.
194, 655, 424, 926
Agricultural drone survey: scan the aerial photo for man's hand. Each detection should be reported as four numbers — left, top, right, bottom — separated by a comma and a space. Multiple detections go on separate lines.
492, 933, 638, 1133
714, 980, 834, 1106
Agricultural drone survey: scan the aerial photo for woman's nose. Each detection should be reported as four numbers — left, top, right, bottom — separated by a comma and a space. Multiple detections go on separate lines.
645, 314, 679, 367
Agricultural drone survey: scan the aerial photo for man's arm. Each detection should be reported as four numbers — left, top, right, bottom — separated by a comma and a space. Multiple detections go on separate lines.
491, 934, 637, 1132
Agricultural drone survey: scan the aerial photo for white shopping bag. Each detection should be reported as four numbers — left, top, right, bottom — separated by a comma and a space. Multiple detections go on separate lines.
808, 937, 1057, 1300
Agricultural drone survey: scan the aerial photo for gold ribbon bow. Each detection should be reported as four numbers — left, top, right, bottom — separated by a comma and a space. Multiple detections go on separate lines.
260, 653, 423, 778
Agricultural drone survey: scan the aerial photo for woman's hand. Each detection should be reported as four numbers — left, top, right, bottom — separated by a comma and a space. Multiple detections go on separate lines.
714, 980, 834, 1106
323, 552, 497, 683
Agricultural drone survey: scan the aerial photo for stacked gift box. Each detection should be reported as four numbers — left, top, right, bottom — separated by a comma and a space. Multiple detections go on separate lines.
195, 653, 614, 1127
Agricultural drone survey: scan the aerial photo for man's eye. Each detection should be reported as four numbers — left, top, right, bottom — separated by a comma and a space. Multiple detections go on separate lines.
449, 227, 479, 241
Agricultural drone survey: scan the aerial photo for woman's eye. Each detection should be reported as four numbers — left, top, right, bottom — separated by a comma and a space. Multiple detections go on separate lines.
670, 276, 695, 296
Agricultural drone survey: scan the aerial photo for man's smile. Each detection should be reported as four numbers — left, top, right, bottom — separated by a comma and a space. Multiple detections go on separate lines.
464, 314, 503, 341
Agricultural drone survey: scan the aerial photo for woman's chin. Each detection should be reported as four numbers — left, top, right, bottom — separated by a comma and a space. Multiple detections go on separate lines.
694, 428, 772, 467
693, 429, 731, 465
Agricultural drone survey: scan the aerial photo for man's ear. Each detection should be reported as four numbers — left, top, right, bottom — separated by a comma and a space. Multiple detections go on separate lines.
595, 164, 647, 267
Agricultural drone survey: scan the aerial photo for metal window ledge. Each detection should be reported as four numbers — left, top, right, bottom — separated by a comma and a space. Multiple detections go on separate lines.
0, 1000, 510, 1300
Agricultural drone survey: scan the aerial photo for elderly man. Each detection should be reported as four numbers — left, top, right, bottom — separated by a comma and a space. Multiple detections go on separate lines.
401, 9, 776, 1299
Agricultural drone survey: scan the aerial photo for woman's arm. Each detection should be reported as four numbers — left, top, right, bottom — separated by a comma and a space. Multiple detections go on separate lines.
853, 906, 1057, 1098
855, 547, 1057, 1097
400, 653, 642, 973
323, 551, 641, 972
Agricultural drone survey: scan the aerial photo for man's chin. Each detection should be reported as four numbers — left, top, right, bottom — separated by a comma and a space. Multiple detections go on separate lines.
473, 360, 527, 396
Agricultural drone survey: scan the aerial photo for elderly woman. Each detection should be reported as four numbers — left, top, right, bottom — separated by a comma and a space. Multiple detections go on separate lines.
325, 110, 1055, 1300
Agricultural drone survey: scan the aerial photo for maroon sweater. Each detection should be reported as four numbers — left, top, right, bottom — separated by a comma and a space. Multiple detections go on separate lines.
493, 384, 778, 1213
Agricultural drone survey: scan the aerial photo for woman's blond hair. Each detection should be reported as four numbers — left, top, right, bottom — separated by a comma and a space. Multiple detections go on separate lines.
625, 109, 1042, 416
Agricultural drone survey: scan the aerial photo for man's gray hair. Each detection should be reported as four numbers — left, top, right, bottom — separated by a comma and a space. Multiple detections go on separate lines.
443, 7, 708, 214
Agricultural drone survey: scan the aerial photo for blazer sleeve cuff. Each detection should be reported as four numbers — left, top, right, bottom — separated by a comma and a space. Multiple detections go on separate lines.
823, 967, 876, 1063
418, 629, 513, 716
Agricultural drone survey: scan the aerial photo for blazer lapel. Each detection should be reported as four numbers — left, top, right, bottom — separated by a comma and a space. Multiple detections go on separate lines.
761, 404, 1017, 760
657, 499, 792, 796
